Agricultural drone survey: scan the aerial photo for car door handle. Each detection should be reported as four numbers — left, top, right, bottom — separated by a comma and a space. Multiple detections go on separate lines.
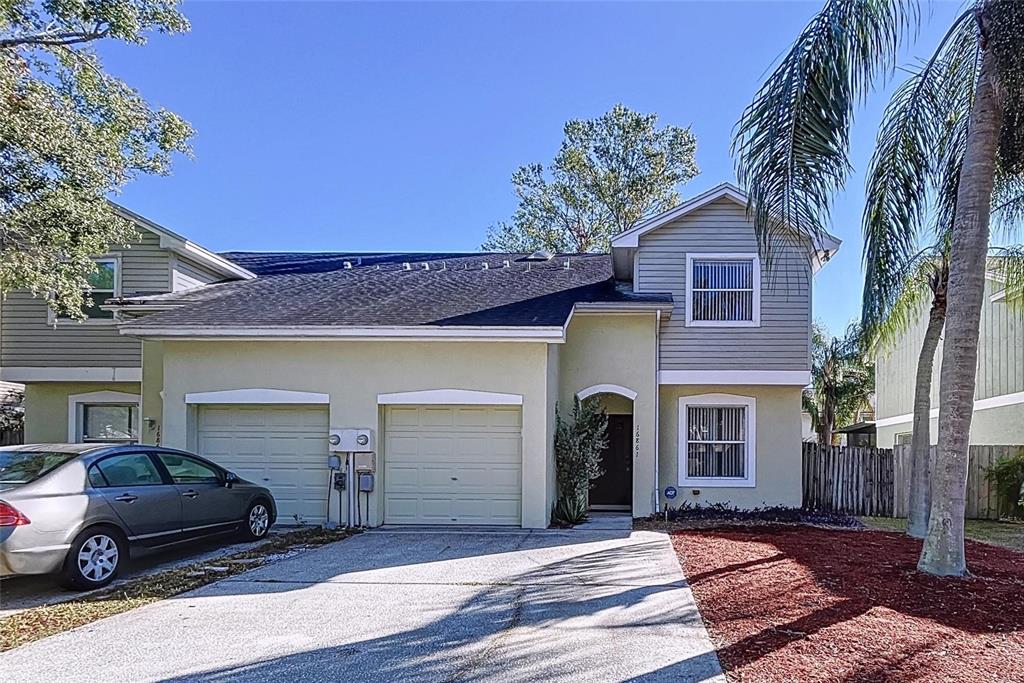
114, 494, 138, 503
181, 490, 199, 499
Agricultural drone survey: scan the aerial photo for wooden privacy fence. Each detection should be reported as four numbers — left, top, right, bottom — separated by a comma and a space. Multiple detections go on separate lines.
802, 444, 895, 516
893, 444, 1022, 520
803, 442, 1024, 519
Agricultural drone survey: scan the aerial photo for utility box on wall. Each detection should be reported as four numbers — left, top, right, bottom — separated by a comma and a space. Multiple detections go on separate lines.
328, 428, 375, 452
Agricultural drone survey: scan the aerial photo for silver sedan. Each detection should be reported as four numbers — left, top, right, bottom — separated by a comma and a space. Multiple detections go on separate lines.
0, 444, 276, 589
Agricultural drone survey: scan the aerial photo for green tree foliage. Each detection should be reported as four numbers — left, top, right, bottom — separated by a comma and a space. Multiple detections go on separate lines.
551, 397, 609, 527
803, 324, 875, 446
1, 0, 193, 318
985, 452, 1024, 518
482, 104, 698, 253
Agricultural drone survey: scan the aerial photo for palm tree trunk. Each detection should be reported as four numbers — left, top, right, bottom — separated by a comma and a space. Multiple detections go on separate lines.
906, 285, 946, 538
918, 46, 1003, 576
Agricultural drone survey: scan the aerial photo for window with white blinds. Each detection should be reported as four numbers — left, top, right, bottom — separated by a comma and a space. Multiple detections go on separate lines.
686, 406, 746, 478
686, 254, 760, 326
679, 394, 756, 486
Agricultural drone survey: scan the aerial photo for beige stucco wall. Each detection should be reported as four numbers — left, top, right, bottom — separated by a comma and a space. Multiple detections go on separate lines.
877, 402, 1024, 448
659, 384, 803, 509
24, 382, 141, 443
558, 313, 658, 517
141, 340, 164, 446
157, 340, 556, 528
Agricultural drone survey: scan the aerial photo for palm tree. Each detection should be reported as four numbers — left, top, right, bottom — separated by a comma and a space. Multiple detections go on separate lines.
864, 247, 948, 538
804, 324, 875, 446
733, 0, 1024, 575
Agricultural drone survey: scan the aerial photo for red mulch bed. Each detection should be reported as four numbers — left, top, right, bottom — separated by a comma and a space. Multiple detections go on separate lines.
672, 526, 1024, 683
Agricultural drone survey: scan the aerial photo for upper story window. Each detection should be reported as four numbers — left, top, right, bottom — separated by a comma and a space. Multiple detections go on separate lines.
685, 253, 761, 327
54, 258, 119, 322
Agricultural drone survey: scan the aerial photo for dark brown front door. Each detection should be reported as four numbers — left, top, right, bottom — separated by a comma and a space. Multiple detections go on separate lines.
590, 414, 633, 507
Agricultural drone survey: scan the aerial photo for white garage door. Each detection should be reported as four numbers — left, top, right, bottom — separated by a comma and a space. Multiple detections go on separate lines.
385, 405, 522, 525
197, 405, 330, 524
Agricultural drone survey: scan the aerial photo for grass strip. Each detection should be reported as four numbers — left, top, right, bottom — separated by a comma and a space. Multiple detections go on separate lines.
0, 526, 354, 652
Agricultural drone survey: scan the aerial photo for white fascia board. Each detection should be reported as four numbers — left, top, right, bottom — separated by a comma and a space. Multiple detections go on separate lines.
377, 389, 523, 405
611, 183, 748, 248
875, 391, 1024, 427
110, 203, 256, 281
2, 367, 142, 382
119, 325, 567, 343
185, 388, 330, 404
659, 370, 811, 386
610, 182, 842, 261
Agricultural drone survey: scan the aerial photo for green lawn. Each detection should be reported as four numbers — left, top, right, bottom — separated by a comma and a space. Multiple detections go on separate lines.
860, 516, 1024, 552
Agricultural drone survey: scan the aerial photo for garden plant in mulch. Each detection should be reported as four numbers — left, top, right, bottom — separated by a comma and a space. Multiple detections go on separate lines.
0, 526, 354, 652
637, 503, 864, 531
672, 524, 1024, 683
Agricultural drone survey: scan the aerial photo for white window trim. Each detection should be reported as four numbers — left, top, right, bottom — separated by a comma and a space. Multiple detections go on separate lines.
49, 255, 122, 326
184, 388, 329, 404
685, 253, 761, 328
377, 389, 523, 405
679, 393, 756, 488
577, 384, 638, 402
68, 390, 141, 443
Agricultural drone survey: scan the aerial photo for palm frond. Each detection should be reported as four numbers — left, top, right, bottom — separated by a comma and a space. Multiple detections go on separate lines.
989, 244, 1024, 312
733, 0, 919, 269
860, 13, 978, 335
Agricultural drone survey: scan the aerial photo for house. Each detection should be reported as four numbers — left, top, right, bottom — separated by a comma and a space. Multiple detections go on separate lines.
0, 183, 839, 528
875, 272, 1023, 448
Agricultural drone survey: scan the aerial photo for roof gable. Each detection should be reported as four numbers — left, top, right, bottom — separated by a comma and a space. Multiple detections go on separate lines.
610, 182, 842, 257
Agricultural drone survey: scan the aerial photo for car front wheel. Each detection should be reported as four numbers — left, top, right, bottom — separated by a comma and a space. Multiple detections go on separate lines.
61, 526, 125, 590
242, 500, 272, 541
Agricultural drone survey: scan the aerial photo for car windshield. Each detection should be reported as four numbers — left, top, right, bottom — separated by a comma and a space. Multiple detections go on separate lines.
0, 451, 79, 485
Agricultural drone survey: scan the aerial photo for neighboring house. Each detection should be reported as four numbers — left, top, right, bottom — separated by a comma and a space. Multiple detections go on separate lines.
875, 273, 1023, 448
0, 183, 840, 528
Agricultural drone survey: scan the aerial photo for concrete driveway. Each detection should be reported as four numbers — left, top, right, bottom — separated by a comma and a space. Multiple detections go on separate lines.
0, 528, 724, 682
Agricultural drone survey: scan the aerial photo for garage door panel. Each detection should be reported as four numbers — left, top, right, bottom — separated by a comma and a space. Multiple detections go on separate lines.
384, 405, 522, 526
196, 405, 329, 525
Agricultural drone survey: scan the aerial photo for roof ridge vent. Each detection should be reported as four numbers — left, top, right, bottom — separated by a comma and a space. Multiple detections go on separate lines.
422, 262, 430, 270
524, 250, 553, 262
343, 261, 353, 269
564, 258, 571, 269
482, 262, 489, 270
503, 260, 510, 268
402, 262, 411, 271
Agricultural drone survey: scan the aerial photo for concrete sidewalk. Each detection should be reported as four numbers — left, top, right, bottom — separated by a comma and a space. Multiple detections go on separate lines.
0, 528, 725, 682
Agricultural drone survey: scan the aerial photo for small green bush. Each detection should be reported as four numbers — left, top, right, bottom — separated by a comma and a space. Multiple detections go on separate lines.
985, 452, 1024, 518
551, 397, 608, 527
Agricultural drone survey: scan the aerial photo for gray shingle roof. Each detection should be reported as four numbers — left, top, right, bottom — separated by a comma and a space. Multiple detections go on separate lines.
118, 252, 672, 330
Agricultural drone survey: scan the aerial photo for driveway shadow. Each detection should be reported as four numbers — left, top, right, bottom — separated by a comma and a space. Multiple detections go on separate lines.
158, 532, 722, 682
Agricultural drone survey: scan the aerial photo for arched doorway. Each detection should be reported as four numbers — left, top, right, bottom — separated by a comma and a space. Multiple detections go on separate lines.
577, 385, 635, 510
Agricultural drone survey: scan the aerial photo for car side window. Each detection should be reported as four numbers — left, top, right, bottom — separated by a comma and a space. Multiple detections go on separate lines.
93, 453, 164, 487
87, 465, 108, 488
157, 454, 221, 485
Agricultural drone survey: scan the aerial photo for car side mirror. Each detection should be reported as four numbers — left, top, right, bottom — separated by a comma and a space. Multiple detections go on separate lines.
224, 471, 239, 488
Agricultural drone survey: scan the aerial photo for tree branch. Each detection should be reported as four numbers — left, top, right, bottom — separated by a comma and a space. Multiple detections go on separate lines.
0, 28, 110, 49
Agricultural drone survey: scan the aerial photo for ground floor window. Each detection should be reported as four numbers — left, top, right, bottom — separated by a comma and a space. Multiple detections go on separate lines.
895, 432, 912, 447
81, 404, 139, 443
68, 391, 141, 444
679, 394, 756, 487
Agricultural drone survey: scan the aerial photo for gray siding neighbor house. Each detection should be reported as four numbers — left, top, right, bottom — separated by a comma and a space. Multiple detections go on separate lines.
1, 183, 840, 528
875, 275, 1024, 447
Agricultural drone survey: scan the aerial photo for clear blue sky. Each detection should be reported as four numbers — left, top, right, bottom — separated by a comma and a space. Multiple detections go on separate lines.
104, 0, 964, 335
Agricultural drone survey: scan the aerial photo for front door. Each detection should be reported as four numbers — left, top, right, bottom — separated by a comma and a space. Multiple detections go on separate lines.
590, 414, 633, 508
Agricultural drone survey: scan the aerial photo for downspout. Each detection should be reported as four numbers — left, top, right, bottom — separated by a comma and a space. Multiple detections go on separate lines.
653, 309, 661, 514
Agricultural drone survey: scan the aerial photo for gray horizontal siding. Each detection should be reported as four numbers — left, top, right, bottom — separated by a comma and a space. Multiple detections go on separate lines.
1, 229, 169, 368
172, 255, 223, 291
876, 279, 1024, 419
636, 198, 812, 372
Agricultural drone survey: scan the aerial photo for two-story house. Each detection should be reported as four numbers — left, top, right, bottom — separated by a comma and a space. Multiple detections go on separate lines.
1, 183, 839, 528
875, 270, 1023, 448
